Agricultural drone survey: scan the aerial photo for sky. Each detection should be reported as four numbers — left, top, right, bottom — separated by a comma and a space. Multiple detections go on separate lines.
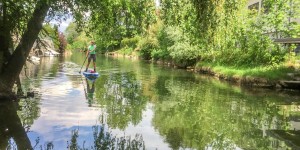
155, 0, 160, 7
58, 18, 73, 32
50, 17, 73, 32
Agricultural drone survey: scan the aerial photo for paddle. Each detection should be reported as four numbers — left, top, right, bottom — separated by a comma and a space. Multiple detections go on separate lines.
79, 52, 89, 74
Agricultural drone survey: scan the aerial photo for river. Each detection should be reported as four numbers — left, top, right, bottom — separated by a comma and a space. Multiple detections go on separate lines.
1, 53, 300, 150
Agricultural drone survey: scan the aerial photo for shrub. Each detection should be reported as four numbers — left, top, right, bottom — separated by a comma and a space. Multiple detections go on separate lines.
120, 36, 140, 49
137, 22, 161, 60
138, 37, 158, 60
118, 46, 134, 55
158, 26, 199, 67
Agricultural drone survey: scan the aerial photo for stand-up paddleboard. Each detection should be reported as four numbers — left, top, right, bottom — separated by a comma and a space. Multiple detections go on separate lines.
83, 70, 100, 81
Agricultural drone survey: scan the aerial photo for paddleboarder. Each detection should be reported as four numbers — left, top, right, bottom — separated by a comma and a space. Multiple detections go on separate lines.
85, 40, 97, 72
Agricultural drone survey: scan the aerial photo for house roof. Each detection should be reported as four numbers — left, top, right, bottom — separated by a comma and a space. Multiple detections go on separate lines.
274, 38, 300, 44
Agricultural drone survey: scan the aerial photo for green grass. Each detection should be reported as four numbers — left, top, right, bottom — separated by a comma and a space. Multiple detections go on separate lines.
196, 62, 296, 81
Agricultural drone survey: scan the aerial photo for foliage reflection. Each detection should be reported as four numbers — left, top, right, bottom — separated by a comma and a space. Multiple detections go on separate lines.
0, 101, 145, 150
68, 125, 145, 150
95, 72, 148, 129
151, 77, 300, 149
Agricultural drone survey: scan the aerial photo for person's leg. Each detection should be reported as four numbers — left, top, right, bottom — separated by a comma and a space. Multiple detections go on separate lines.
93, 62, 96, 72
92, 54, 96, 72
85, 56, 91, 72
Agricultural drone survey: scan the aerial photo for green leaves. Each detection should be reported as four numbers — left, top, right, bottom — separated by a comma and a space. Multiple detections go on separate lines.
86, 0, 156, 50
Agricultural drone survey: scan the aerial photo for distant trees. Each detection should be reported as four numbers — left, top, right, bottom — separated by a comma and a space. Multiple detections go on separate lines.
65, 22, 80, 45
85, 0, 156, 52
65, 0, 157, 53
64, 22, 90, 51
58, 32, 67, 53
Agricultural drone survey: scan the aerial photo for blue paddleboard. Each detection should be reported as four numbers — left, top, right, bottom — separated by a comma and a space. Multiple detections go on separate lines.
83, 70, 100, 81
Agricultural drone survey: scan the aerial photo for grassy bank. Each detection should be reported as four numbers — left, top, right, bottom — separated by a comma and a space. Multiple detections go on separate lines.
111, 51, 295, 82
196, 61, 297, 81
113, 48, 298, 82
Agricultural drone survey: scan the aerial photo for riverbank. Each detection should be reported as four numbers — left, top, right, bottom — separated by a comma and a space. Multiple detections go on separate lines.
108, 51, 300, 90
195, 62, 300, 89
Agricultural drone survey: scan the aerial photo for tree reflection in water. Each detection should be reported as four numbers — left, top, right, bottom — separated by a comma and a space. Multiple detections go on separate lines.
68, 126, 145, 150
1, 99, 145, 150
95, 72, 148, 130
151, 77, 300, 149
0, 100, 32, 150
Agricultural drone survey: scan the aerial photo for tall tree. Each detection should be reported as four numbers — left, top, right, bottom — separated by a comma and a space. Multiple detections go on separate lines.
0, 0, 50, 98
87, 0, 156, 50
58, 32, 67, 53
0, 0, 89, 98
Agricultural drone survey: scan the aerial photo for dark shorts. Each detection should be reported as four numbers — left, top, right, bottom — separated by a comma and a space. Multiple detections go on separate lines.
88, 54, 96, 62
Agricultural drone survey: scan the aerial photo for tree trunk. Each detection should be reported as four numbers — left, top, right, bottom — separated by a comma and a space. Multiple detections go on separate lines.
0, 2, 50, 98
0, 1, 12, 74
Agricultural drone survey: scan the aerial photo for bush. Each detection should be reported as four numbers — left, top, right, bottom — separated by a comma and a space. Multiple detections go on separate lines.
118, 46, 134, 55
154, 26, 172, 61
120, 36, 140, 49
157, 26, 199, 66
137, 22, 161, 60
151, 48, 170, 61
169, 41, 199, 67
138, 37, 158, 60
137, 24, 200, 66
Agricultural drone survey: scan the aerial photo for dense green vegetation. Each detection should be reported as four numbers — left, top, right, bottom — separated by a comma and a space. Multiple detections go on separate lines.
65, 0, 156, 53
66, 0, 300, 80
0, 0, 98, 96
1, 0, 299, 97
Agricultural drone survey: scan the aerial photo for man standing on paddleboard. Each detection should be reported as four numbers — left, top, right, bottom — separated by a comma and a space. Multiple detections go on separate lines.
85, 41, 97, 72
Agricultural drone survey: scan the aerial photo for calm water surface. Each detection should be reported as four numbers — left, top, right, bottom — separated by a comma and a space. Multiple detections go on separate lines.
1, 53, 300, 150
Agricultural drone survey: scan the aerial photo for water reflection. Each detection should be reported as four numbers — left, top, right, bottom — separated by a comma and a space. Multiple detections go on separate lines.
84, 78, 96, 107
95, 72, 148, 129
0, 100, 146, 149
1, 54, 300, 150
152, 77, 300, 149
68, 125, 145, 150
0, 100, 32, 150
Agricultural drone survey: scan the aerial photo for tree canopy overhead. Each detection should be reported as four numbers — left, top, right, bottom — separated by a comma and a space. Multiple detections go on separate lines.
0, 0, 97, 98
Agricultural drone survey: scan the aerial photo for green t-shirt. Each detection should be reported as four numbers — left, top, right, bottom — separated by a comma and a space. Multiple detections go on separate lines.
88, 45, 97, 54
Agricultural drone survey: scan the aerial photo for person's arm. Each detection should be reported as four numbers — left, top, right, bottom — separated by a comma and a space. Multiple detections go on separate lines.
86, 46, 90, 56
93, 45, 97, 52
